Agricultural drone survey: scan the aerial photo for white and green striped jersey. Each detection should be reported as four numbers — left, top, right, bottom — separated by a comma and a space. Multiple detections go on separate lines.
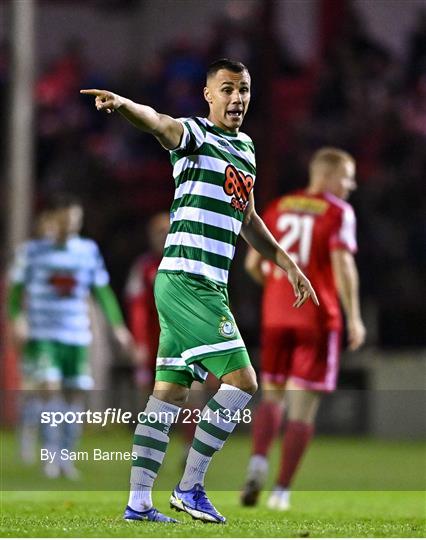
9, 236, 110, 345
158, 116, 256, 286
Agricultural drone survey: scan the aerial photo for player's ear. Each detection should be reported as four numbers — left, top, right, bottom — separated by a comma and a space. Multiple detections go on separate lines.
204, 86, 212, 104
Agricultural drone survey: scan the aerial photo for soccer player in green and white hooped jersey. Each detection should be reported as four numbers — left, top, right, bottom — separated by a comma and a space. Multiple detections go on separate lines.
7, 194, 133, 478
81, 59, 319, 524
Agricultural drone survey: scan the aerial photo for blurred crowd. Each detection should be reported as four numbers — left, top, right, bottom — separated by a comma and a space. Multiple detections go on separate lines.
1, 2, 425, 348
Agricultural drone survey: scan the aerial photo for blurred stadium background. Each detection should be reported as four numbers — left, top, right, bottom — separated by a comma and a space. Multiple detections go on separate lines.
0, 0, 425, 444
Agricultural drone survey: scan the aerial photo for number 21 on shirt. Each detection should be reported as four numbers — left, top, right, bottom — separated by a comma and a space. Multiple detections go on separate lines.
277, 213, 314, 268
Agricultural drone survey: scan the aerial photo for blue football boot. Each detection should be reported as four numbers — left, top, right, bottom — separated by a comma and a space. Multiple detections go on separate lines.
124, 505, 178, 523
170, 483, 226, 523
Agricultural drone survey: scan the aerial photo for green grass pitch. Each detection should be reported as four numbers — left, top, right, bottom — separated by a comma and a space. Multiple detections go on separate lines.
1, 429, 425, 537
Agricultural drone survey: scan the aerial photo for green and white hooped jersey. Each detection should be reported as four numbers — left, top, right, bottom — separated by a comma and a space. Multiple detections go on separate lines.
158, 116, 256, 286
9, 236, 110, 346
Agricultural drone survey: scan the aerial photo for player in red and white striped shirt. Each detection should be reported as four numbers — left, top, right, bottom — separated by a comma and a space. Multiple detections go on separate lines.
241, 147, 366, 510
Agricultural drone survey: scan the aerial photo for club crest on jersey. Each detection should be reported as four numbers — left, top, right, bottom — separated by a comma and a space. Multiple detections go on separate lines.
223, 164, 254, 213
219, 317, 236, 338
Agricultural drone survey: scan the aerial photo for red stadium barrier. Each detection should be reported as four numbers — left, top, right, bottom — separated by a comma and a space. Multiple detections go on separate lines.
0, 276, 20, 426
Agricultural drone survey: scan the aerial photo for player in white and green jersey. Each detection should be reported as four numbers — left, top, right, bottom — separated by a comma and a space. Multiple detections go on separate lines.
82, 59, 318, 524
7, 194, 133, 477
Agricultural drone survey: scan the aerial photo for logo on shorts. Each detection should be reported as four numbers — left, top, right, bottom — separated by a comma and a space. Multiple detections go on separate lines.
219, 317, 236, 338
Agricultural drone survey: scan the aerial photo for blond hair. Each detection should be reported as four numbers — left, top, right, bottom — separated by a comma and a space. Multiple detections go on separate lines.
309, 147, 355, 176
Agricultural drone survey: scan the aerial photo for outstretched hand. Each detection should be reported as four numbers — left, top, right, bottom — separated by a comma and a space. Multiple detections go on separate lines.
286, 266, 319, 308
80, 89, 123, 114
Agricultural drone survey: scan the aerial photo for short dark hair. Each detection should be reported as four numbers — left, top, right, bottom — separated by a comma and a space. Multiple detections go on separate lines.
206, 58, 249, 80
45, 192, 82, 211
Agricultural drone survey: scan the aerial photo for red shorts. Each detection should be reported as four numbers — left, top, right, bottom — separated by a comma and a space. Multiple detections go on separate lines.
260, 327, 341, 392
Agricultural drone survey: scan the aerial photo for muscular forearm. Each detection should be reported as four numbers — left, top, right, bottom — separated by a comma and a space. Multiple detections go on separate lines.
118, 98, 182, 149
334, 254, 362, 322
241, 212, 297, 273
80, 89, 183, 149
332, 250, 365, 349
118, 98, 164, 134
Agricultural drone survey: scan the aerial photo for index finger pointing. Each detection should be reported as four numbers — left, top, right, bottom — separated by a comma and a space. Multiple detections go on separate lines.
308, 284, 319, 306
80, 89, 104, 96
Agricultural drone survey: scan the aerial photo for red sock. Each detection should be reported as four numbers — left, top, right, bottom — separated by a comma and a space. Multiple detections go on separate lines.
277, 420, 314, 488
252, 401, 283, 456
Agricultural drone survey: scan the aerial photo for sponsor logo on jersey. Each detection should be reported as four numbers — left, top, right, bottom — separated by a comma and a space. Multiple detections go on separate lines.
223, 164, 254, 213
48, 272, 77, 297
279, 196, 328, 215
219, 317, 236, 338
218, 139, 230, 147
